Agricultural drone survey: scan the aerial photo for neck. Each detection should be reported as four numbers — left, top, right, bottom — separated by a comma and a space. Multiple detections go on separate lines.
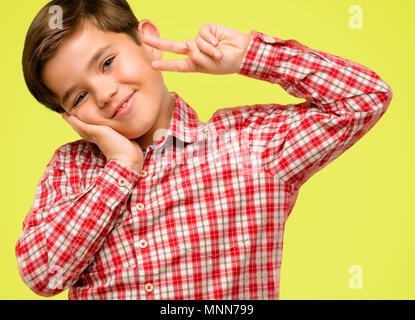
135, 91, 175, 151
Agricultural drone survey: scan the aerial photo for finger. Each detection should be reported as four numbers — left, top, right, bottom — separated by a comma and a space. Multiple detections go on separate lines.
62, 114, 95, 141
151, 40, 198, 73
63, 115, 84, 136
150, 39, 216, 73
142, 35, 187, 55
63, 117, 84, 139
199, 25, 219, 47
195, 36, 222, 61
186, 39, 217, 70
151, 58, 194, 73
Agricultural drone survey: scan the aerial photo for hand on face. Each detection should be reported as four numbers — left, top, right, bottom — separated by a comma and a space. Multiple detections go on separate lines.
62, 112, 144, 173
143, 23, 252, 75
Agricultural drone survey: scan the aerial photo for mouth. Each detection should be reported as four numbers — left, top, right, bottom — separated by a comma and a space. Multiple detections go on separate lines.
111, 90, 136, 119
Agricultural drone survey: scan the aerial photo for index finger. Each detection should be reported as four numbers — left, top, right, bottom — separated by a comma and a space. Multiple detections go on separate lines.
142, 35, 188, 55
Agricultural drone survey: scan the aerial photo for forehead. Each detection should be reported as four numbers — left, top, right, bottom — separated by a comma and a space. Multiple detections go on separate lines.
44, 22, 119, 76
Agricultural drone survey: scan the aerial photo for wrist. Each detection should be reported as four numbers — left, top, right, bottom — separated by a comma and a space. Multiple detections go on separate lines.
241, 32, 253, 57
111, 158, 142, 174
235, 32, 253, 74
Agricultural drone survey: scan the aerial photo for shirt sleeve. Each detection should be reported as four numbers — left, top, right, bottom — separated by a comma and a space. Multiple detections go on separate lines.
15, 144, 142, 297
238, 30, 393, 190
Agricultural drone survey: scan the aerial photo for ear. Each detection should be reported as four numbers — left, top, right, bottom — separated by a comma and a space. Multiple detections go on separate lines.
137, 19, 163, 61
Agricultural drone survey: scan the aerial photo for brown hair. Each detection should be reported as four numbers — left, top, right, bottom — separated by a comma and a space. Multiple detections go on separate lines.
22, 0, 141, 114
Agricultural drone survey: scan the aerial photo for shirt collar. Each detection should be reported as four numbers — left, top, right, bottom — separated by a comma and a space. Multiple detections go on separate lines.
166, 91, 207, 144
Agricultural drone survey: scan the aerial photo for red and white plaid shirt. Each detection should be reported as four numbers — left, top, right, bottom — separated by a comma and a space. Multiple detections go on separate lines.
15, 30, 392, 299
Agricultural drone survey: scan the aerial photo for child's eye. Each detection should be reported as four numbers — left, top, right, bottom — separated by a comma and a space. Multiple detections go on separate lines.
72, 57, 115, 108
102, 57, 114, 71
73, 92, 87, 108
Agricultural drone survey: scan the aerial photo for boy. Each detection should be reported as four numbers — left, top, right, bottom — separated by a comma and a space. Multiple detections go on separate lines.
16, 0, 393, 300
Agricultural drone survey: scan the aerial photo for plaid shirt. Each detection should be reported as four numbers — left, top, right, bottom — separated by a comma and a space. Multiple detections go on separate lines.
15, 30, 392, 299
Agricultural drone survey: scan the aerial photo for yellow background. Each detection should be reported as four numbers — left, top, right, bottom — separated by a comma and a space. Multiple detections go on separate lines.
1, 0, 412, 299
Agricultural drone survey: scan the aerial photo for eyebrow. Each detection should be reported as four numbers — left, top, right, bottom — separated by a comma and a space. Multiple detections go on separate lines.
62, 45, 113, 108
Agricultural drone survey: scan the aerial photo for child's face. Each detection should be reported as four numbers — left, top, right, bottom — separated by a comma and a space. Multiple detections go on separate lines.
42, 19, 171, 140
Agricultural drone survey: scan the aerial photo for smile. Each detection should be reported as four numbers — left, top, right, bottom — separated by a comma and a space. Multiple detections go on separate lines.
113, 91, 136, 119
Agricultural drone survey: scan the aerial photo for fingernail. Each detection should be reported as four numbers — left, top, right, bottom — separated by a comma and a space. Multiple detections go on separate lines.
186, 41, 192, 49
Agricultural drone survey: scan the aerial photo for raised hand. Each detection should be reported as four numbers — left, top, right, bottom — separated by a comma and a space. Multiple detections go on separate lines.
62, 113, 144, 174
143, 23, 252, 75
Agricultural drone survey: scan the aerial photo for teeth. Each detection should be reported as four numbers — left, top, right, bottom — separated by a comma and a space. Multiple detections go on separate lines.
118, 102, 127, 113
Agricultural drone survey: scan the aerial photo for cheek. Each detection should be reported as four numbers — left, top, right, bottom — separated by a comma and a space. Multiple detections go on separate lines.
77, 106, 100, 124
116, 53, 155, 83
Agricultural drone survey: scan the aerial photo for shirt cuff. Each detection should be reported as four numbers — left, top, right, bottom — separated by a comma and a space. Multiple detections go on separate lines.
238, 30, 288, 81
94, 159, 142, 209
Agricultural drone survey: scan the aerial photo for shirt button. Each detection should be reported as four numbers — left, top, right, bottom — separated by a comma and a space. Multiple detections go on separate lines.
144, 283, 153, 293
136, 203, 145, 211
118, 177, 127, 187
139, 239, 148, 248
139, 170, 148, 177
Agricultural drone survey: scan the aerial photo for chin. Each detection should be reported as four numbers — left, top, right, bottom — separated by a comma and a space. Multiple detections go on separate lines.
124, 127, 150, 140
124, 132, 143, 140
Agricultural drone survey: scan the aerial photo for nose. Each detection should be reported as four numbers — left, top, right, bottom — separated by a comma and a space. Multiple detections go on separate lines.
96, 82, 118, 109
